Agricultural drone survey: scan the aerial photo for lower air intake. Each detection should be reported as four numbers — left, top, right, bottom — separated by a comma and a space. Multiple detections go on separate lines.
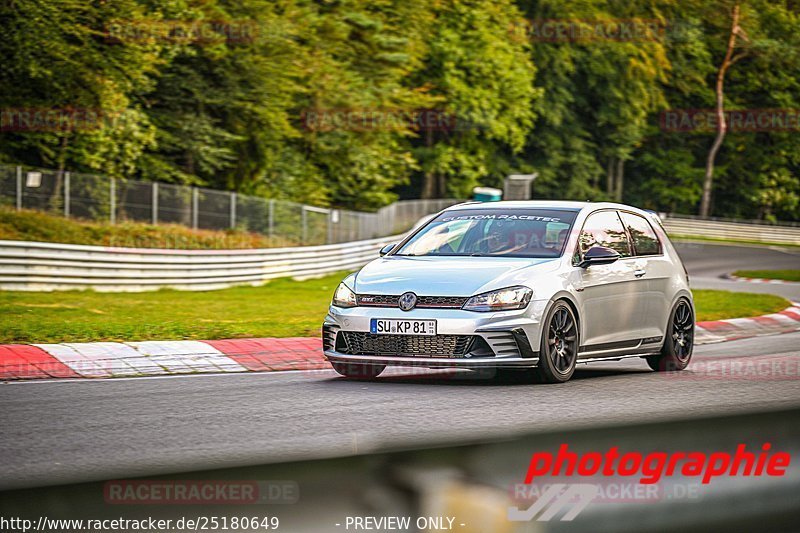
339, 332, 474, 358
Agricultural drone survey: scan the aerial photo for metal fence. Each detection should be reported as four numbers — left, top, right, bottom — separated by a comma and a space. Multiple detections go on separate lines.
3, 165, 798, 248
0, 165, 458, 245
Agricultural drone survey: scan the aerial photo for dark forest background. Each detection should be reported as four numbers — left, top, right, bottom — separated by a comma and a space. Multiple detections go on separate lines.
1, 0, 798, 220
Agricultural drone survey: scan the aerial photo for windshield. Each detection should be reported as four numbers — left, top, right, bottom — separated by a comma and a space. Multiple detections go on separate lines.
394, 208, 578, 258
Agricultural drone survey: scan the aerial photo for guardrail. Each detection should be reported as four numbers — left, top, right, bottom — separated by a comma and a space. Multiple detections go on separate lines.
1, 213, 797, 292
662, 215, 800, 245
0, 235, 402, 292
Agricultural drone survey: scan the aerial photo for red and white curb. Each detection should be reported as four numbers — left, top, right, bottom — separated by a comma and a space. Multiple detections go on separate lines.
694, 303, 800, 344
0, 338, 324, 381
2, 305, 799, 381
724, 273, 799, 284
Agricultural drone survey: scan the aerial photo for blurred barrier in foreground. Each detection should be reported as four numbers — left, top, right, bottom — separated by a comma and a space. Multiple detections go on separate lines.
0, 235, 402, 292
2, 408, 798, 532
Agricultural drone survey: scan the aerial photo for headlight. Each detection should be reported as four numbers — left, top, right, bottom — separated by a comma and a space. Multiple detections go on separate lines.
332, 283, 357, 308
462, 286, 532, 312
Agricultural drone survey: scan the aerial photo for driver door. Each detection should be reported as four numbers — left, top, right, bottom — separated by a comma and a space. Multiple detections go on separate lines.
572, 210, 640, 353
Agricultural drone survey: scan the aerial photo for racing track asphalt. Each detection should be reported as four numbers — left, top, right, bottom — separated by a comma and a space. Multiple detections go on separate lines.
0, 241, 798, 491
1, 331, 799, 491
673, 241, 800, 300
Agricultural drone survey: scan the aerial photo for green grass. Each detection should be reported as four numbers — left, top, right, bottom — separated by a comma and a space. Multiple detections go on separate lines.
0, 281, 791, 344
732, 269, 800, 282
0, 207, 297, 249
0, 272, 349, 344
692, 289, 789, 322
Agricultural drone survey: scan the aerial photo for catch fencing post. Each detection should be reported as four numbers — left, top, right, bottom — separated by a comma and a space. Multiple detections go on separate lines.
301, 206, 307, 244
268, 199, 274, 237
64, 172, 70, 217
230, 192, 237, 229
110, 177, 116, 224
328, 209, 339, 244
152, 182, 158, 224
15, 166, 22, 210
192, 187, 199, 229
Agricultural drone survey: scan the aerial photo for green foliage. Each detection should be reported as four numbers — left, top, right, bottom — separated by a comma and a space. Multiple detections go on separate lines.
626, 0, 800, 219
0, 207, 297, 249
0, 0, 797, 219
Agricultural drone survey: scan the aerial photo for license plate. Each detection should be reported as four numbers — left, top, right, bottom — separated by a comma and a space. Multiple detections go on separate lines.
370, 318, 437, 336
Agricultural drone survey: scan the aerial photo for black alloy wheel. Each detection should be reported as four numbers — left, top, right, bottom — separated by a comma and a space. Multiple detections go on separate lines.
537, 301, 579, 383
647, 298, 694, 371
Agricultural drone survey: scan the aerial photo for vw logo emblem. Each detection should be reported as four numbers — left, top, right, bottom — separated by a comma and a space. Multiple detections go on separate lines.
398, 292, 417, 311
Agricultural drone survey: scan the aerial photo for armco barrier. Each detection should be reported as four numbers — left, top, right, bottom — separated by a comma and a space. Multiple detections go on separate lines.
1, 214, 797, 292
662, 216, 800, 245
0, 235, 402, 292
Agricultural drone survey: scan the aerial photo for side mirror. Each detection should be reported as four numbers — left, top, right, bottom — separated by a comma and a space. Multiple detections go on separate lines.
578, 245, 620, 268
379, 243, 398, 256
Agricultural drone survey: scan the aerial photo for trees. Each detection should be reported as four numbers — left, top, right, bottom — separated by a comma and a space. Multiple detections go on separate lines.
410, 0, 539, 200
699, 3, 746, 217
0, 0, 797, 220
633, 0, 800, 220
515, 0, 670, 202
0, 0, 159, 176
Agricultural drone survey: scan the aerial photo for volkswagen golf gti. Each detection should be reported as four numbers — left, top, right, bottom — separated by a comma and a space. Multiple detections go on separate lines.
322, 201, 694, 383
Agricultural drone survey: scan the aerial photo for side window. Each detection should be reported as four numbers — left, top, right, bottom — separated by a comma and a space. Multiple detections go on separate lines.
619, 212, 662, 256
578, 211, 632, 258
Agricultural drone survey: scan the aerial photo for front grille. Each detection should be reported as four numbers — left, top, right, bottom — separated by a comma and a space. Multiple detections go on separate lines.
339, 332, 474, 358
418, 296, 470, 308
356, 294, 469, 309
357, 294, 398, 306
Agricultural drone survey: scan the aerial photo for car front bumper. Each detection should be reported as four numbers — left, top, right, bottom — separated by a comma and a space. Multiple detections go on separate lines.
322, 300, 548, 369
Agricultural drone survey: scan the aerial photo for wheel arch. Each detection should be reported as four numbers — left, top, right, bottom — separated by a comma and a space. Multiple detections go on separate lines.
670, 290, 695, 319
541, 291, 582, 345
660, 292, 695, 352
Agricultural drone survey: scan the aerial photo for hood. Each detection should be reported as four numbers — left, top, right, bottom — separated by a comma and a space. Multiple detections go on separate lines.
353, 255, 558, 296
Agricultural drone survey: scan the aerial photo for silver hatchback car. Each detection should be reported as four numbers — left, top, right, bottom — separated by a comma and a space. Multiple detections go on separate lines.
322, 201, 694, 383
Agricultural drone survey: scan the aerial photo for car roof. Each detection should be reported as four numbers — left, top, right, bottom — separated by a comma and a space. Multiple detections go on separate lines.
443, 200, 647, 214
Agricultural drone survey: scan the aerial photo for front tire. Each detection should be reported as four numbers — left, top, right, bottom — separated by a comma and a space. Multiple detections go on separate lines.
331, 361, 386, 379
536, 301, 579, 383
647, 298, 694, 371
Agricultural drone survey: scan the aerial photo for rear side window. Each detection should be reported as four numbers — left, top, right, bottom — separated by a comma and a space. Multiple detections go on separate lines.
578, 211, 631, 258
619, 212, 662, 256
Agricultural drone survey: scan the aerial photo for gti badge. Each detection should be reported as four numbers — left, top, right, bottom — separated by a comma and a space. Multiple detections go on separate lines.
398, 292, 417, 311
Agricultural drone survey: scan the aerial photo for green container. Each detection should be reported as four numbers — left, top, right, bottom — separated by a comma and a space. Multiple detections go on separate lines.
472, 187, 503, 202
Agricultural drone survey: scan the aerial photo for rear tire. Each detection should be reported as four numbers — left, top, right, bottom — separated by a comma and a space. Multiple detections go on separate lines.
536, 301, 579, 383
646, 298, 694, 371
331, 361, 386, 378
